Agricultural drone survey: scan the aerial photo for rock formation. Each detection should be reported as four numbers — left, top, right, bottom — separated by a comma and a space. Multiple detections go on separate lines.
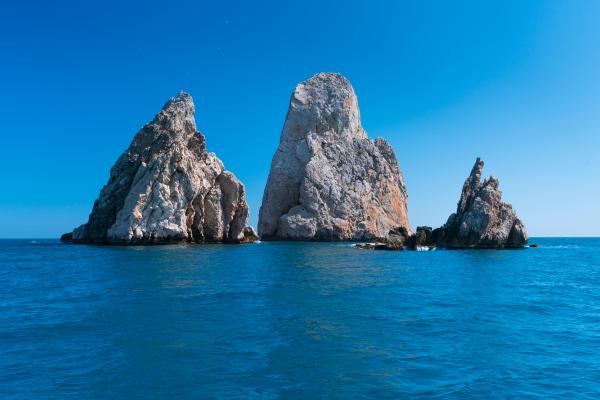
405, 226, 434, 250
258, 72, 410, 241
433, 158, 528, 248
355, 226, 435, 251
61, 92, 258, 245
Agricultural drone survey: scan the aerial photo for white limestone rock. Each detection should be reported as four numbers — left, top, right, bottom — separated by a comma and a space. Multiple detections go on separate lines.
62, 92, 256, 244
258, 73, 410, 240
435, 158, 528, 248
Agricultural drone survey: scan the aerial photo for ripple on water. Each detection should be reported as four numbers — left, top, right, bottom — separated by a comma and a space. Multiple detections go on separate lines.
0, 238, 600, 399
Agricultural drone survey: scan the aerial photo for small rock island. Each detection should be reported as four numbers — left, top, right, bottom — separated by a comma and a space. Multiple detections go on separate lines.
433, 157, 528, 249
358, 157, 528, 250
258, 73, 411, 240
61, 93, 258, 244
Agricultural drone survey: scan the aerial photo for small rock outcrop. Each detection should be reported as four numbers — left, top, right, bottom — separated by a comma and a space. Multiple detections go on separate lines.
405, 226, 435, 250
258, 72, 410, 241
62, 92, 257, 244
434, 158, 528, 248
356, 226, 436, 251
355, 158, 528, 251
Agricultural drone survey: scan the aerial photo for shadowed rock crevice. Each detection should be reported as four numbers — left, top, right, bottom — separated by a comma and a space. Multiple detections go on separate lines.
61, 92, 257, 245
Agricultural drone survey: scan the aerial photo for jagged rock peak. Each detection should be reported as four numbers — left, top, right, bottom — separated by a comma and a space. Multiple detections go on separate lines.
457, 157, 484, 215
61, 92, 257, 245
165, 91, 194, 111
436, 158, 528, 248
258, 72, 410, 241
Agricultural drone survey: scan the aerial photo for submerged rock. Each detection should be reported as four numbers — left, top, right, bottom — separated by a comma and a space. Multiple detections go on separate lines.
258, 72, 410, 241
62, 92, 257, 245
435, 158, 528, 248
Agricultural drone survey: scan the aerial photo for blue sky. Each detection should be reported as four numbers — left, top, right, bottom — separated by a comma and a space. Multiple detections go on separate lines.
1, 0, 599, 238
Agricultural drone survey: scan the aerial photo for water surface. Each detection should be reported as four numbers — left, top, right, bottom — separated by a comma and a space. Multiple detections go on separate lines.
1, 238, 599, 399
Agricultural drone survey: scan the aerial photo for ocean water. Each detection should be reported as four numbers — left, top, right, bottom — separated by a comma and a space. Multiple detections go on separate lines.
1, 238, 599, 399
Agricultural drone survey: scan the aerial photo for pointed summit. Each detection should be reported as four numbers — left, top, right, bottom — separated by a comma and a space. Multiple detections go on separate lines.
164, 91, 194, 112
62, 92, 257, 244
436, 158, 528, 248
456, 157, 484, 216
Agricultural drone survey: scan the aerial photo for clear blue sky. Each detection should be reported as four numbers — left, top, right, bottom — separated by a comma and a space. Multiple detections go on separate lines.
1, 0, 599, 238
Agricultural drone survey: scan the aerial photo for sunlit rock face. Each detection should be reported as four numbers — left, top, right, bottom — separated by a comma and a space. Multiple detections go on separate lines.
62, 92, 257, 244
258, 72, 410, 241
434, 158, 528, 249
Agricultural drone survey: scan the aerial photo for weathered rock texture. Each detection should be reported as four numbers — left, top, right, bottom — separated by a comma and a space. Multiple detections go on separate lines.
434, 158, 528, 248
258, 72, 410, 241
62, 92, 257, 244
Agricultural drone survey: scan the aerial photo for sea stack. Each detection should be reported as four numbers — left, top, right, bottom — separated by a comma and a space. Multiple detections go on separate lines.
61, 92, 258, 244
434, 158, 528, 248
258, 73, 410, 240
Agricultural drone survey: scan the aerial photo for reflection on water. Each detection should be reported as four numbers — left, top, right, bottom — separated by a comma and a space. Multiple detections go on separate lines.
1, 238, 600, 399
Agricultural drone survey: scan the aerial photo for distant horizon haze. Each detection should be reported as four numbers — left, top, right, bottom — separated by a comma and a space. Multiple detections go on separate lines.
1, 1, 599, 238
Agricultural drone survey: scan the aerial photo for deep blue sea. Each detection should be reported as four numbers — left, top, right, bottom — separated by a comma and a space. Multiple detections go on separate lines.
1, 238, 599, 399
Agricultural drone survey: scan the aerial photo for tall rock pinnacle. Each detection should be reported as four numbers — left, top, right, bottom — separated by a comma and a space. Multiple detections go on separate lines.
62, 92, 258, 244
435, 158, 528, 248
258, 72, 410, 240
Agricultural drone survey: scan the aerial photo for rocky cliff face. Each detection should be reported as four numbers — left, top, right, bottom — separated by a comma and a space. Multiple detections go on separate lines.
62, 92, 258, 244
258, 72, 410, 240
434, 158, 528, 248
